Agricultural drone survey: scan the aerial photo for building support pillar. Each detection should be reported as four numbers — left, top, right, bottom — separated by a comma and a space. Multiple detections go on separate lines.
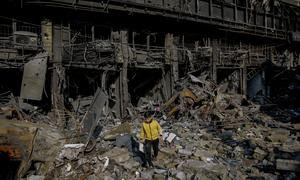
120, 30, 129, 118
165, 33, 178, 96
211, 39, 219, 83
242, 57, 248, 96
51, 22, 66, 128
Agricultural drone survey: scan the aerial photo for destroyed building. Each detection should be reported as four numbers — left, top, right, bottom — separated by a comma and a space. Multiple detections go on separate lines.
0, 0, 300, 180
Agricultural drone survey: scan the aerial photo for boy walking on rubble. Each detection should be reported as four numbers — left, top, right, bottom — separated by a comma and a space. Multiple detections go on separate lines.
140, 111, 162, 167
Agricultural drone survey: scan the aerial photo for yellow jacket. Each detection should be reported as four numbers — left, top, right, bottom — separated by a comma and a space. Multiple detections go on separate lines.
140, 118, 162, 141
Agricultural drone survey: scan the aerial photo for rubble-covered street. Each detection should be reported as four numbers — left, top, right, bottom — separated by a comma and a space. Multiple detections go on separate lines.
1, 72, 300, 180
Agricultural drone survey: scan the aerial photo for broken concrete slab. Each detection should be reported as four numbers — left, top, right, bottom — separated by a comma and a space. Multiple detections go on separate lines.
27, 175, 45, 180
178, 159, 208, 171
121, 158, 140, 170
175, 171, 186, 180
100, 147, 131, 164
103, 122, 132, 140
152, 174, 165, 180
193, 149, 217, 161
58, 144, 84, 160
140, 169, 154, 180
178, 149, 192, 156
160, 147, 177, 156
268, 129, 290, 143
276, 159, 300, 172
253, 147, 267, 161
293, 123, 300, 130
20, 52, 48, 101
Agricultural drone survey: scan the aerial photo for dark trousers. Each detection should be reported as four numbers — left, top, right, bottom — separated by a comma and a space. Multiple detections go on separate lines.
144, 139, 159, 166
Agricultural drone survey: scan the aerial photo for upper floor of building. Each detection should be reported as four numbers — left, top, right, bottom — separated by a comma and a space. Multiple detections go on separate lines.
1, 0, 298, 41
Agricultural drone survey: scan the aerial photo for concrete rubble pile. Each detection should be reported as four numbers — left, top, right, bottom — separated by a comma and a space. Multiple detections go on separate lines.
27, 72, 297, 180
1, 72, 300, 180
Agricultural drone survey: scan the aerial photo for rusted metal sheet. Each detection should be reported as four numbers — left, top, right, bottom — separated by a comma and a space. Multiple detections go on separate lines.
0, 145, 22, 160
0, 119, 64, 177
0, 120, 35, 161
82, 88, 108, 133
163, 88, 198, 116
180, 88, 197, 101
20, 52, 48, 101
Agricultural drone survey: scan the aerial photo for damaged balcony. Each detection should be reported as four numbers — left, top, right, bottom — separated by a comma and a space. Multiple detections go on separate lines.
23, 0, 300, 40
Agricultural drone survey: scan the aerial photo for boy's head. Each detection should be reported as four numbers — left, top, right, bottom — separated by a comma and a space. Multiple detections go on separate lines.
144, 111, 153, 118
144, 111, 153, 122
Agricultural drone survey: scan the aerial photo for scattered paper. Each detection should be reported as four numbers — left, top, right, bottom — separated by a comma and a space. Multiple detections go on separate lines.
139, 142, 144, 153
166, 133, 176, 143
98, 156, 109, 172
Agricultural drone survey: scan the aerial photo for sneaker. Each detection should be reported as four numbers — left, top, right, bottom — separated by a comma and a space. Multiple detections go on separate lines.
141, 163, 147, 168
148, 162, 154, 167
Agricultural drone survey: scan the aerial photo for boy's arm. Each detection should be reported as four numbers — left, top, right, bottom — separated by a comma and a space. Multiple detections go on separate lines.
140, 123, 145, 142
156, 120, 163, 136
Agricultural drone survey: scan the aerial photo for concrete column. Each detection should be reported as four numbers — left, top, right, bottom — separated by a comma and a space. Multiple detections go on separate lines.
51, 22, 66, 128
41, 19, 53, 55
120, 30, 129, 118
165, 33, 178, 95
211, 39, 218, 82
242, 59, 247, 96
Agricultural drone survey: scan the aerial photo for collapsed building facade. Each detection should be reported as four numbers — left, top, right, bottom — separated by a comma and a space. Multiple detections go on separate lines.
0, 0, 300, 180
